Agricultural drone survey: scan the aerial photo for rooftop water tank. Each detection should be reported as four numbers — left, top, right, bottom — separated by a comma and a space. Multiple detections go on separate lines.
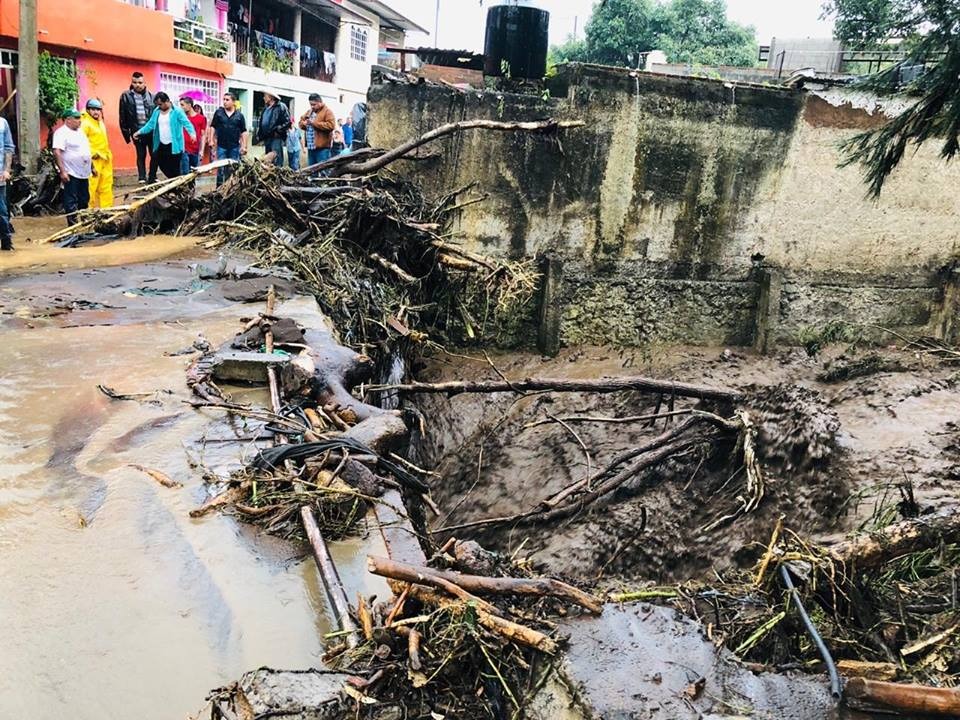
483, 0, 550, 80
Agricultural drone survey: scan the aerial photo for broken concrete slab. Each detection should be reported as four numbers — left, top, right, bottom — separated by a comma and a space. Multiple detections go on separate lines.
211, 351, 291, 384
222, 667, 350, 719
220, 276, 296, 303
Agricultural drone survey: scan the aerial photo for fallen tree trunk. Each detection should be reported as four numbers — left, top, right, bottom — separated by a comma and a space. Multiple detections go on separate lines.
844, 677, 960, 716
337, 119, 585, 177
828, 508, 960, 570
367, 555, 602, 614
377, 376, 742, 403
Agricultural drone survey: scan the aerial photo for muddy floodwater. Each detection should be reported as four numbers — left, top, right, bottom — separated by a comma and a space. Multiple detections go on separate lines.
0, 235, 346, 719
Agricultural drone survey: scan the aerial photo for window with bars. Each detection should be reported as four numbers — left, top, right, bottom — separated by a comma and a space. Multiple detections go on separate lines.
159, 72, 221, 117
349, 26, 368, 62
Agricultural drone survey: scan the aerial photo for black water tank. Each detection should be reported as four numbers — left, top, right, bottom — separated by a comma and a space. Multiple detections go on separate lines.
483, 1, 550, 80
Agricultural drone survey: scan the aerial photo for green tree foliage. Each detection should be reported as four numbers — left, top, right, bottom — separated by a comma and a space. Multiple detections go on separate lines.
656, 0, 757, 66
823, 0, 924, 46
826, 1, 960, 196
548, 36, 588, 67
548, 0, 757, 68
582, 0, 664, 67
38, 51, 78, 140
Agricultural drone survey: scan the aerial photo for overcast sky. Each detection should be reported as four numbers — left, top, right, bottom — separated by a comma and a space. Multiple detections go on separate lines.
390, 0, 836, 51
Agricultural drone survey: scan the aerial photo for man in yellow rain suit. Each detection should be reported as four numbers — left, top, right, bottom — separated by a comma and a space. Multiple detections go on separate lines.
80, 98, 113, 208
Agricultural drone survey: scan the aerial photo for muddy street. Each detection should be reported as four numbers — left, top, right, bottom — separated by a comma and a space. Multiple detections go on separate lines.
0, 234, 350, 719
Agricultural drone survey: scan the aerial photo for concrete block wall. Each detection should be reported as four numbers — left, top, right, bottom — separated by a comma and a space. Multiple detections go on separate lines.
368, 64, 960, 350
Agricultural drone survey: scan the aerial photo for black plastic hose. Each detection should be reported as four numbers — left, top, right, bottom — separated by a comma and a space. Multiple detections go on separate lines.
780, 564, 842, 700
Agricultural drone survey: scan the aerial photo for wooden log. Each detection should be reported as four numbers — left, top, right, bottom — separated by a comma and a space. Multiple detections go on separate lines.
338, 118, 585, 176
367, 555, 602, 614
844, 677, 960, 716
828, 509, 960, 570
836, 660, 898, 681
302, 506, 358, 648
375, 376, 741, 403
41, 158, 233, 243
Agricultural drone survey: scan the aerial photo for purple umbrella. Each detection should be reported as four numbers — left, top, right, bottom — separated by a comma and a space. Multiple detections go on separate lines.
180, 89, 216, 103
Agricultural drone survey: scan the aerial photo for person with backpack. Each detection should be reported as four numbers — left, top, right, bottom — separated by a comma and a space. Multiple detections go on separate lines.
256, 90, 290, 167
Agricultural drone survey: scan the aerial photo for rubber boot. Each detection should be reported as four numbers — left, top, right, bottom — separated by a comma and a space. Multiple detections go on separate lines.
1, 235, 12, 251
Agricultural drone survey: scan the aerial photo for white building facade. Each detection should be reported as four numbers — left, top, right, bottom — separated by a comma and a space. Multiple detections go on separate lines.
163, 0, 423, 131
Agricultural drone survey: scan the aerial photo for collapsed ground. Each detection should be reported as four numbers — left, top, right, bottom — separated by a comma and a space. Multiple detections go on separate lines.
413, 344, 958, 583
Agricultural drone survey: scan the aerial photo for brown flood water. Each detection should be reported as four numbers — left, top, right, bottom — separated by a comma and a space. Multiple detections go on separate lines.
0, 240, 352, 719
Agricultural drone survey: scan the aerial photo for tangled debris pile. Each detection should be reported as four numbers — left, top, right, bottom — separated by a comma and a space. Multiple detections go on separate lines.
630, 509, 960, 685
62, 115, 955, 717
182, 163, 539, 350
43, 119, 579, 353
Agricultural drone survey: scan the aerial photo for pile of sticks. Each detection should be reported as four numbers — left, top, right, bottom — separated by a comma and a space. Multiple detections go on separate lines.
321, 541, 601, 718
631, 508, 960, 712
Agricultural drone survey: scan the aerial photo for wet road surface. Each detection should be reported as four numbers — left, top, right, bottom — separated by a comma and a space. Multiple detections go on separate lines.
0, 246, 335, 718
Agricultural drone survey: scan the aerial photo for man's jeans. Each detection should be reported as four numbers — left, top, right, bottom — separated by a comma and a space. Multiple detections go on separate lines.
216, 146, 241, 187
307, 147, 332, 170
264, 138, 284, 166
63, 175, 90, 226
180, 152, 200, 176
0, 184, 12, 249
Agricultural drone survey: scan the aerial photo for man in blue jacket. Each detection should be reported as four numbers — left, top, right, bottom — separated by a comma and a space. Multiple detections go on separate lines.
133, 92, 196, 179
0, 113, 14, 250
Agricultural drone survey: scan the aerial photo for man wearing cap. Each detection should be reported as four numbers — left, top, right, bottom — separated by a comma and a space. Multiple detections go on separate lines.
53, 109, 92, 226
0, 109, 15, 250
256, 90, 290, 167
80, 98, 113, 208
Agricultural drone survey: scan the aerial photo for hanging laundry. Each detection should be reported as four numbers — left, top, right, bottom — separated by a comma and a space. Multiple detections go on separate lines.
323, 51, 337, 77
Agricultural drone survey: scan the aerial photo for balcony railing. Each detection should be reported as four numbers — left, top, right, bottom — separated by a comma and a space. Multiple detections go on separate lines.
230, 25, 300, 75
174, 17, 230, 59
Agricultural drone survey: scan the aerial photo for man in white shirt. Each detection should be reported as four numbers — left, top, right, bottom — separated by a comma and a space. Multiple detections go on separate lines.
53, 108, 93, 226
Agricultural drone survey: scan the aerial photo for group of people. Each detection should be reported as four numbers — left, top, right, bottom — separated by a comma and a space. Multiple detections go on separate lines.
260, 90, 354, 171
0, 71, 349, 245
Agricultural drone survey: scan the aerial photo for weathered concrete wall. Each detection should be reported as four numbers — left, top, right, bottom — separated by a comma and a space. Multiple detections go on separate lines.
369, 64, 960, 349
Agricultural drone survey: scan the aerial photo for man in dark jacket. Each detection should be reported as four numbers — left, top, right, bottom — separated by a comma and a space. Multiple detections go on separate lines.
256, 90, 290, 167
119, 72, 157, 183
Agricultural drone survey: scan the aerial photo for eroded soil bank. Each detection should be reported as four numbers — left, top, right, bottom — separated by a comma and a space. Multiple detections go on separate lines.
411, 345, 960, 583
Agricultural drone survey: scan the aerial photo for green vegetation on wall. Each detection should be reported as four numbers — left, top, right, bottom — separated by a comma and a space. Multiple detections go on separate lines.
38, 51, 78, 145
